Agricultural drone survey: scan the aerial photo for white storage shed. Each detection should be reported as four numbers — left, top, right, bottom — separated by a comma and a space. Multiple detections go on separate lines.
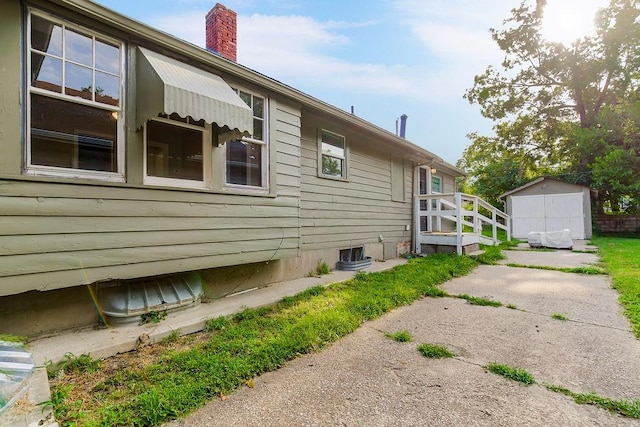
500, 177, 592, 239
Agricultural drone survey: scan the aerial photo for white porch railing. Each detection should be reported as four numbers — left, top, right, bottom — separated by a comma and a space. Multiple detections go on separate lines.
415, 192, 511, 255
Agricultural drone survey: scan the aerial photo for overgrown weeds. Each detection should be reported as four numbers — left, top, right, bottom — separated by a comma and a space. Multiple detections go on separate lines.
385, 330, 412, 342
545, 384, 640, 418
456, 294, 502, 307
140, 310, 167, 324
50, 254, 476, 426
505, 264, 606, 275
486, 362, 535, 385
417, 343, 455, 358
475, 245, 506, 265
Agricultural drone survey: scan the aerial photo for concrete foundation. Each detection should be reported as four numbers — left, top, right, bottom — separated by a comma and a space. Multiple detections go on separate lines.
421, 243, 480, 255
0, 243, 389, 338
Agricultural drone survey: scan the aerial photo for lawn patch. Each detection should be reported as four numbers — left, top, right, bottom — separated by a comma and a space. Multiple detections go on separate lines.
551, 313, 568, 321
592, 236, 640, 338
486, 362, 535, 385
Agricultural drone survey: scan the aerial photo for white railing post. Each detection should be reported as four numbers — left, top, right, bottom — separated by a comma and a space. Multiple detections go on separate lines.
473, 196, 481, 234
492, 207, 498, 243
455, 192, 463, 255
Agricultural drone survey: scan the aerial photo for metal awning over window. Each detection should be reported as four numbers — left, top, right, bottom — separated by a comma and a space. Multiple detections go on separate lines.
136, 47, 252, 134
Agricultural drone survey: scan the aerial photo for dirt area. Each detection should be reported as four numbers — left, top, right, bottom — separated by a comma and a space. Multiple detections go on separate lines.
165, 250, 640, 426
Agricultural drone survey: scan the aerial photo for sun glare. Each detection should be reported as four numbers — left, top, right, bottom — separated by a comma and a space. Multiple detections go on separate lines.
540, 0, 608, 45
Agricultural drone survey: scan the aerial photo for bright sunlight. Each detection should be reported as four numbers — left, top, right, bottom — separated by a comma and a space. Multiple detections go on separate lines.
540, 0, 609, 45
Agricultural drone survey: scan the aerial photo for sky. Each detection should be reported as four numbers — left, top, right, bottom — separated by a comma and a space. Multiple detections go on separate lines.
93, 0, 609, 165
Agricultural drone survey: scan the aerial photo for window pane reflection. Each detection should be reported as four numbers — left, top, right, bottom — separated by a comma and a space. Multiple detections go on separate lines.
31, 53, 62, 92
95, 71, 120, 106
31, 15, 62, 56
30, 94, 117, 172
65, 62, 93, 101
65, 28, 93, 66
226, 140, 262, 186
147, 121, 203, 182
95, 39, 120, 74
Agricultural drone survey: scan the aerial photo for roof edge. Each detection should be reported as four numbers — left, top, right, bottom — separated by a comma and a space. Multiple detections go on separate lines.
50, 0, 453, 167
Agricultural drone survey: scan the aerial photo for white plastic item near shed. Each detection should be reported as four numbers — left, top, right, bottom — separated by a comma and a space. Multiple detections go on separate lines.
528, 229, 573, 249
0, 341, 35, 415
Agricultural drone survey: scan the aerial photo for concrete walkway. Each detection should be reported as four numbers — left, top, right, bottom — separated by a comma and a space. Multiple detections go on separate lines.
1, 259, 406, 427
167, 245, 640, 426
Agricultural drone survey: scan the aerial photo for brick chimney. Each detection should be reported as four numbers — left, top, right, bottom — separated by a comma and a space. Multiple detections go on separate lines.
206, 3, 237, 61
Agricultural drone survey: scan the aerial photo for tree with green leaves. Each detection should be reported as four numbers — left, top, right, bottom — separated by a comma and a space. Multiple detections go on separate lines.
461, 0, 640, 211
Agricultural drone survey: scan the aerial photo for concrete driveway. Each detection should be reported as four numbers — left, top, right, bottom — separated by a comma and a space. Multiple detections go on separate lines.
167, 248, 640, 426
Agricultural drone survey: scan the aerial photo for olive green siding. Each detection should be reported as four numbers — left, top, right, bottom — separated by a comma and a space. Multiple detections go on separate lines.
300, 113, 413, 254
0, 1, 302, 296
0, 2, 22, 177
0, 0, 463, 303
0, 99, 301, 296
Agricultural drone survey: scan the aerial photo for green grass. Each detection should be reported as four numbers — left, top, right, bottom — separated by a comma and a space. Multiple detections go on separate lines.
475, 245, 506, 265
162, 330, 181, 344
0, 334, 27, 344
551, 313, 568, 321
385, 330, 412, 342
51, 254, 476, 426
486, 362, 535, 385
545, 384, 640, 418
592, 236, 640, 338
505, 263, 606, 275
506, 303, 517, 309
456, 294, 502, 307
140, 310, 167, 324
417, 343, 455, 358
49, 353, 102, 378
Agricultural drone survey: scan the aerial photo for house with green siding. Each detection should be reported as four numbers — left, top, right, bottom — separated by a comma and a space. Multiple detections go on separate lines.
0, 0, 466, 336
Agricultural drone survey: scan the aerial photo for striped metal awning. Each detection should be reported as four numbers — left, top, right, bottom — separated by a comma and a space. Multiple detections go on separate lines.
136, 47, 252, 134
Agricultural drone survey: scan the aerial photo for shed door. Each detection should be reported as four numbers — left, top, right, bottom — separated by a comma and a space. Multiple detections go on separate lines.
511, 193, 585, 239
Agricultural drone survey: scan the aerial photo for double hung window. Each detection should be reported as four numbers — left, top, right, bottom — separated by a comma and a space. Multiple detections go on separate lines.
319, 129, 346, 179
226, 89, 267, 188
27, 11, 124, 180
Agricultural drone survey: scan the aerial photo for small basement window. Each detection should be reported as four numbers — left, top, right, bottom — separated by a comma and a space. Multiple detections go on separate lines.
336, 246, 372, 271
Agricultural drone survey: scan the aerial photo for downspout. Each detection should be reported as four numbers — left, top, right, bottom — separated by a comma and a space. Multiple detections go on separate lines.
413, 163, 421, 253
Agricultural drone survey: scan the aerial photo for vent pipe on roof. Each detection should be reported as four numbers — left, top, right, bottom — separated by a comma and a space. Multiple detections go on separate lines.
399, 114, 408, 139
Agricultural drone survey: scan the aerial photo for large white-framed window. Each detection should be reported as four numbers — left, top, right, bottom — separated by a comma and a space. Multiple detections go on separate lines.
26, 9, 125, 181
318, 129, 347, 179
225, 88, 268, 189
144, 114, 211, 189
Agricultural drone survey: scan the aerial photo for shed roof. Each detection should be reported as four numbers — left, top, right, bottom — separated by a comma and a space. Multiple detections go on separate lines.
499, 177, 589, 199
48, 0, 463, 174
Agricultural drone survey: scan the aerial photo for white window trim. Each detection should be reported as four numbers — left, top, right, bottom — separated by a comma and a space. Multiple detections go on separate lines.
224, 88, 269, 191
318, 128, 348, 180
25, 9, 126, 182
143, 117, 212, 190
